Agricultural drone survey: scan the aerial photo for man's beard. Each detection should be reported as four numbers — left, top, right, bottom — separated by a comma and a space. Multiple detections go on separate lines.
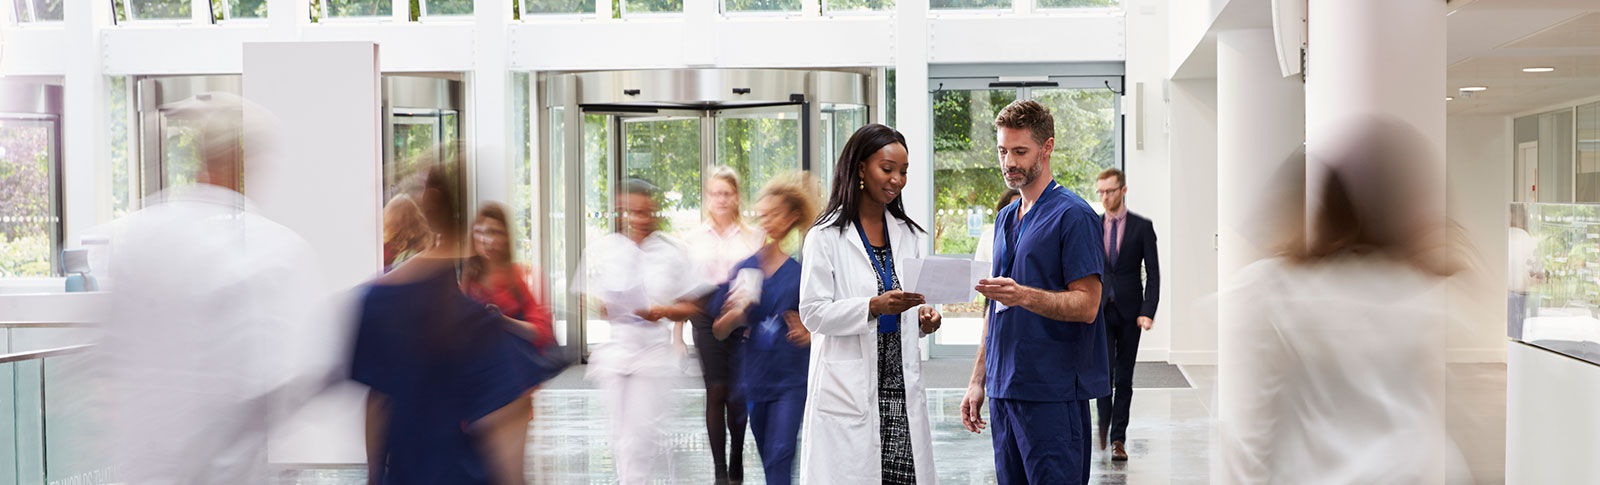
1003, 159, 1043, 190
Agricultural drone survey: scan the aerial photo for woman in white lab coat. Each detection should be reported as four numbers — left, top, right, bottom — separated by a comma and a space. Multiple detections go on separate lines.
798, 123, 942, 484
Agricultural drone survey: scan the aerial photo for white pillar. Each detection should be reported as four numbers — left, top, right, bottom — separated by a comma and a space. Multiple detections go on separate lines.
472, 0, 512, 207
895, 0, 931, 253
62, 0, 112, 245
1213, 27, 1304, 483
1306, 0, 1445, 218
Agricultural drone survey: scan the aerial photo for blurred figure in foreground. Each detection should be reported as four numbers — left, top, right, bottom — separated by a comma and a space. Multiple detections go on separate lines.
464, 202, 554, 350
707, 174, 818, 485
972, 188, 1020, 263
575, 179, 710, 485
1214, 118, 1468, 484
382, 194, 432, 272
351, 163, 559, 484
681, 166, 762, 484
105, 93, 331, 483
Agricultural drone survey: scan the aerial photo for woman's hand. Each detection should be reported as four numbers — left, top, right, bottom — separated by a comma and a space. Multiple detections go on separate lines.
918, 306, 942, 334
870, 290, 925, 316
783, 311, 810, 347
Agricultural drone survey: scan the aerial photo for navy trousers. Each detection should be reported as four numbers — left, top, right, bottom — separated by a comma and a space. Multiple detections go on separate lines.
991, 398, 1091, 484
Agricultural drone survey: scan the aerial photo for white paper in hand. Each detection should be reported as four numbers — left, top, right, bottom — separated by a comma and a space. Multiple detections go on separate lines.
904, 257, 991, 305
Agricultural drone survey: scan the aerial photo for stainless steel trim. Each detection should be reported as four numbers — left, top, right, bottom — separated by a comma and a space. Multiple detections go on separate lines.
0, 345, 93, 364
0, 83, 63, 115
546, 69, 868, 108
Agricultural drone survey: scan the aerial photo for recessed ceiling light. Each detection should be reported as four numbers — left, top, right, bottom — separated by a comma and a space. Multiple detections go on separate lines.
1446, 96, 1454, 101
1523, 67, 1556, 73
1459, 86, 1488, 92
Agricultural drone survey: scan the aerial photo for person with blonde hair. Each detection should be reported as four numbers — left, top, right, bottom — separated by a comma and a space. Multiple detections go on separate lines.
706, 174, 819, 485
681, 165, 763, 483
382, 194, 432, 272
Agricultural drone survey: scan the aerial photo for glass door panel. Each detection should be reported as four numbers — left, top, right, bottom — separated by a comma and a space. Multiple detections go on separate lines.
0, 117, 61, 278
1031, 88, 1118, 207
622, 116, 703, 234
716, 105, 804, 209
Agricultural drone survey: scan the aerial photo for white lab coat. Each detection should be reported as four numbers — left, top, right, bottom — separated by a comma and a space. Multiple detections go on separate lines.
797, 212, 938, 484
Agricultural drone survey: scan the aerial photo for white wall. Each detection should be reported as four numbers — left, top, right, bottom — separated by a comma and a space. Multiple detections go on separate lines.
1166, 78, 1219, 365
1507, 341, 1600, 482
244, 41, 382, 464
1446, 115, 1512, 362
1124, 0, 1174, 361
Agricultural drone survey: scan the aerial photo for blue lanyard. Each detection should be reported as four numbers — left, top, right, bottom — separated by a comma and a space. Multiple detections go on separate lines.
854, 220, 900, 333
996, 180, 1061, 278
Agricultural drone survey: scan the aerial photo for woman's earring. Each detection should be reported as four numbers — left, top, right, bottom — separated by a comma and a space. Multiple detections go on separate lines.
859, 179, 865, 190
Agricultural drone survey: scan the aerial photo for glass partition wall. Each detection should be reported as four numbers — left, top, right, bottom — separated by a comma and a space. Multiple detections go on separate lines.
537, 69, 875, 361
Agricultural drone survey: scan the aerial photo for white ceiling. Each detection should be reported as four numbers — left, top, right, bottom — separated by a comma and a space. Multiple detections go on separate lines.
1446, 0, 1600, 115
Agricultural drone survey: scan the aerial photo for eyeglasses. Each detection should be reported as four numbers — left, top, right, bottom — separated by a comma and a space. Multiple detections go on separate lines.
1096, 186, 1124, 197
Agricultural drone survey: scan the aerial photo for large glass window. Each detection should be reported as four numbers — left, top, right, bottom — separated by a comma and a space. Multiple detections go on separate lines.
214, 0, 267, 19
1036, 0, 1117, 8
724, 0, 799, 13
931, 82, 1117, 257
521, 0, 594, 15
826, 0, 891, 12
109, 77, 136, 219
0, 117, 62, 278
317, 0, 392, 18
930, 0, 1006, 11
625, 0, 680, 15
1578, 102, 1600, 202
717, 108, 802, 207
11, 0, 63, 22
1515, 109, 1576, 203
622, 117, 701, 232
421, 0, 473, 16
125, 0, 192, 19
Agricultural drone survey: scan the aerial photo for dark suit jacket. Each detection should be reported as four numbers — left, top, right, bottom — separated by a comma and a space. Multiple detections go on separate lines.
1101, 211, 1160, 322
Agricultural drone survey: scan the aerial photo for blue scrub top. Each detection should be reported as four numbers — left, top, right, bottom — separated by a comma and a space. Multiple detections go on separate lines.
708, 254, 809, 402
985, 180, 1111, 402
350, 260, 555, 485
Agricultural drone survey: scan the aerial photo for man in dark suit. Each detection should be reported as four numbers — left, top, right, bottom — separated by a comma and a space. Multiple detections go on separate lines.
1093, 168, 1160, 462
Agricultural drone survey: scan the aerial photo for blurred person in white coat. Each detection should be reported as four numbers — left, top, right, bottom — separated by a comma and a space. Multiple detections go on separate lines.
103, 93, 333, 484
1215, 119, 1469, 484
575, 178, 711, 485
798, 124, 941, 484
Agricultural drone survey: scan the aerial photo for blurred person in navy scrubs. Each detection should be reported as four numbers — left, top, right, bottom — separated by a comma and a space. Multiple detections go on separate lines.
706, 175, 818, 485
575, 179, 711, 485
350, 162, 559, 484
961, 100, 1109, 485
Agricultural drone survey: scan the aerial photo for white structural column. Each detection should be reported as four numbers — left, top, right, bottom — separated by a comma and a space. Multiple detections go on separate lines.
1306, 0, 1446, 216
61, 0, 111, 244
1212, 26, 1304, 482
895, 0, 931, 253
473, 0, 512, 206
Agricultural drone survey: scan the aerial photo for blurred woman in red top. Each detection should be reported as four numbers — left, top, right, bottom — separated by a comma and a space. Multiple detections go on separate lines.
463, 202, 554, 350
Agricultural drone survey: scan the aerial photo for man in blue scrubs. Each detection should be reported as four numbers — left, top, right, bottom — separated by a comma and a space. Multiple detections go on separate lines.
962, 100, 1110, 484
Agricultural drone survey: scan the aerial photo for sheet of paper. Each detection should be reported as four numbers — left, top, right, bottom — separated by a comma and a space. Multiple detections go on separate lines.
604, 286, 650, 322
904, 257, 991, 305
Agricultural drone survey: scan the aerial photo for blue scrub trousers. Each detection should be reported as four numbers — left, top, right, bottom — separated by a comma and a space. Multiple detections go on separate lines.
990, 398, 1091, 484
749, 393, 805, 485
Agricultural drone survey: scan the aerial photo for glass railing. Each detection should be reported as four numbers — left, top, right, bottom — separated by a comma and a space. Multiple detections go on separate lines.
1511, 203, 1600, 366
1, 321, 107, 485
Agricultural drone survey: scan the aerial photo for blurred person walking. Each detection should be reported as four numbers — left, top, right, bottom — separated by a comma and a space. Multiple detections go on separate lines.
1092, 168, 1160, 461
463, 202, 554, 350
576, 179, 712, 485
383, 194, 432, 272
798, 123, 942, 484
1214, 119, 1468, 484
681, 166, 763, 484
973, 189, 1022, 263
350, 164, 559, 484
104, 93, 333, 484
705, 175, 818, 485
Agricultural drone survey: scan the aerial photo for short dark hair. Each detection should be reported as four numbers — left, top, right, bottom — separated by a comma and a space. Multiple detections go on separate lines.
1098, 168, 1125, 187
994, 100, 1054, 147
621, 178, 659, 199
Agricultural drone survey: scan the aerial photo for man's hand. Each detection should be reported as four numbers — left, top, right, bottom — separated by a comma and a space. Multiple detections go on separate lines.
976, 277, 1033, 308
918, 306, 942, 334
960, 383, 988, 433
1137, 316, 1154, 331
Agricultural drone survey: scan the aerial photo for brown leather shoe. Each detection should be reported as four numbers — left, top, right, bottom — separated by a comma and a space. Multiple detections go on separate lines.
1098, 423, 1109, 450
1111, 441, 1128, 461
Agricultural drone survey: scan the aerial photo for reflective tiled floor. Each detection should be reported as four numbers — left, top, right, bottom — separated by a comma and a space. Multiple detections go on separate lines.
275, 362, 1507, 484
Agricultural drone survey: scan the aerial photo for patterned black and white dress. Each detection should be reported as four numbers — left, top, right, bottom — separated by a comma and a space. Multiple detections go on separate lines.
869, 243, 917, 484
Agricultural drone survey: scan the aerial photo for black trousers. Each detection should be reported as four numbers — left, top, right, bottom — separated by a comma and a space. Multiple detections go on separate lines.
1095, 304, 1141, 444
